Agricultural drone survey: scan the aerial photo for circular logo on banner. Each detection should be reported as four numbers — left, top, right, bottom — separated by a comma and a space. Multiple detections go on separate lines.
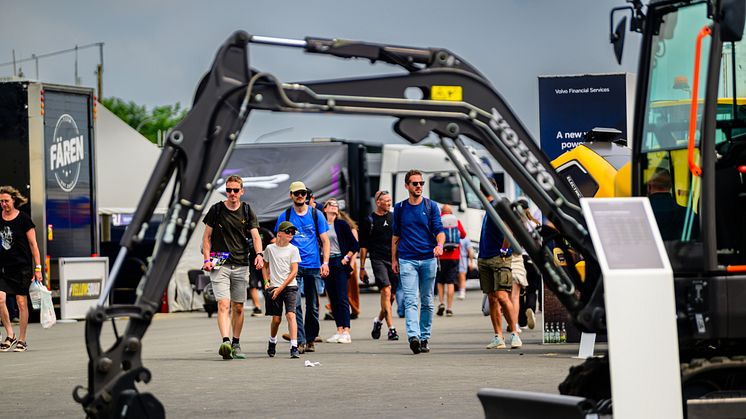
49, 114, 85, 192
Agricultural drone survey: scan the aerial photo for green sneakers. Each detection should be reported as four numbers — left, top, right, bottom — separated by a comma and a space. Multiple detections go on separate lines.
219, 341, 247, 359
231, 343, 247, 359
219, 342, 233, 360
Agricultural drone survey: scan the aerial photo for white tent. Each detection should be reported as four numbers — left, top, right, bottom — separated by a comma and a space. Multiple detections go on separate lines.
95, 105, 201, 312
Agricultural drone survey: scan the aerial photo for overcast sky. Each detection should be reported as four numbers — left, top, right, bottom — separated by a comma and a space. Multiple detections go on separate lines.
1, 0, 640, 144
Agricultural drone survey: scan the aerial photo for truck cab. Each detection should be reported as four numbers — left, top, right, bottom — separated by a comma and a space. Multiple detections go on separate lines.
378, 143, 515, 243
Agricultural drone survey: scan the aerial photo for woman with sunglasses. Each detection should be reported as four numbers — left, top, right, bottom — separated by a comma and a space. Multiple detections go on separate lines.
322, 199, 359, 343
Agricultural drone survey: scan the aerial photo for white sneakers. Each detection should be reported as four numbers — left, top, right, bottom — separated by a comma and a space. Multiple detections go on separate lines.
326, 332, 352, 343
526, 308, 536, 330
486, 335, 506, 349
457, 289, 466, 300
509, 332, 522, 349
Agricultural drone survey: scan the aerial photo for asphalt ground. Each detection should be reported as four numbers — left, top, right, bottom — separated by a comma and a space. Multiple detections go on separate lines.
3, 290, 603, 418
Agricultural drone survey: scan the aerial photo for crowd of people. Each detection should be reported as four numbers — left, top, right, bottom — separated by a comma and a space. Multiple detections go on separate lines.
0, 170, 540, 358
200, 170, 541, 359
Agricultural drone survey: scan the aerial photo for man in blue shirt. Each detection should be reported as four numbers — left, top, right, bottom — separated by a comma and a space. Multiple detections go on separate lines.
392, 170, 445, 354
275, 181, 330, 353
478, 179, 521, 350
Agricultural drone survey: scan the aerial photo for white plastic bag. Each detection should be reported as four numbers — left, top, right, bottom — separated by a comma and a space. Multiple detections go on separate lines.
28, 281, 43, 310
40, 286, 56, 328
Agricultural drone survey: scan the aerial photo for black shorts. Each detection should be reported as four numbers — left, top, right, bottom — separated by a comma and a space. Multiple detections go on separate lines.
265, 286, 298, 316
436, 259, 459, 285
0, 266, 32, 296
371, 259, 398, 290
249, 265, 263, 289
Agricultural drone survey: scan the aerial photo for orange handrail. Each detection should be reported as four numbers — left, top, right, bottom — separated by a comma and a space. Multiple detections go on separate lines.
687, 26, 712, 177
726, 265, 746, 273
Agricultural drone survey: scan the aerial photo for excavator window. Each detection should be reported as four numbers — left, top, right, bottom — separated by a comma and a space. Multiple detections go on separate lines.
639, 3, 710, 244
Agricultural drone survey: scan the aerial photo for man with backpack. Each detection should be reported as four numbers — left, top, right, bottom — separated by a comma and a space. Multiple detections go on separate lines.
274, 181, 330, 353
392, 170, 445, 354
436, 204, 466, 317
201, 175, 265, 360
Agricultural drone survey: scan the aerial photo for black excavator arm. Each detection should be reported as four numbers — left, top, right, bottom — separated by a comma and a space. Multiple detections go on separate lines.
74, 31, 604, 418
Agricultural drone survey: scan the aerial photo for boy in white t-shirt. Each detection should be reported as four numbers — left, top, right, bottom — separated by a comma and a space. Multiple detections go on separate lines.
263, 221, 302, 358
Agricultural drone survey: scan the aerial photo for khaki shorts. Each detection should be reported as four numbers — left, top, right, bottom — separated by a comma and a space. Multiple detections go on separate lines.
210, 264, 249, 302
478, 256, 512, 293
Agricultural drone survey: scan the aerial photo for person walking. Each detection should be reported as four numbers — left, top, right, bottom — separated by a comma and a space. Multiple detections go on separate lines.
321, 199, 359, 344
435, 204, 466, 317
275, 181, 330, 353
201, 175, 265, 360
0, 186, 42, 352
248, 226, 275, 317
263, 221, 302, 358
478, 180, 522, 350
338, 210, 361, 320
361, 190, 400, 341
392, 170, 445, 354
457, 237, 474, 300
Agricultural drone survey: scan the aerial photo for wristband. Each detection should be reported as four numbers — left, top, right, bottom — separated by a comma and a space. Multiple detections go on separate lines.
436, 244, 444, 248
203, 259, 211, 263
322, 262, 329, 266
34, 268, 42, 272
256, 252, 264, 257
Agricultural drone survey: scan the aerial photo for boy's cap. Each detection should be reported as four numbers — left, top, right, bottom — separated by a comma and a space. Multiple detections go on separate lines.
289, 181, 307, 193
278, 221, 297, 232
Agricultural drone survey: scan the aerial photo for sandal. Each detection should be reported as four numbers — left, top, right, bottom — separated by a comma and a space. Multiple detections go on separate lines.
0, 335, 17, 351
13, 341, 27, 352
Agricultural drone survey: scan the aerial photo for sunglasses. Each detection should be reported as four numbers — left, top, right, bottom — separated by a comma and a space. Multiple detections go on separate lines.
226, 188, 241, 194
409, 181, 426, 187
325, 201, 338, 208
292, 190, 307, 197
282, 228, 297, 235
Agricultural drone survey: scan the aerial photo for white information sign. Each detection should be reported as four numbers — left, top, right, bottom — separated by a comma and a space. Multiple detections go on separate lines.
581, 198, 682, 419
59, 257, 109, 320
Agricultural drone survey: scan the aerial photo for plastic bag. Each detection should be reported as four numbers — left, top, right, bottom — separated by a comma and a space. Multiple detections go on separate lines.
29, 281, 43, 310
40, 286, 56, 329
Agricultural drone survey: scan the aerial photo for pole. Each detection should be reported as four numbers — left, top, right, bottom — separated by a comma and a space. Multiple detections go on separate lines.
33, 54, 38, 79
97, 43, 104, 100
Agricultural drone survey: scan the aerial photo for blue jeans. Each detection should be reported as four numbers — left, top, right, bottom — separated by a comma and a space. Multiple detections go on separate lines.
399, 258, 437, 340
294, 267, 321, 345
396, 284, 405, 318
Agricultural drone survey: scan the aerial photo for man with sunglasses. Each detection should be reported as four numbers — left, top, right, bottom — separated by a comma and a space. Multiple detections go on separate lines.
360, 190, 401, 341
392, 170, 445, 354
202, 175, 264, 360
274, 181, 330, 353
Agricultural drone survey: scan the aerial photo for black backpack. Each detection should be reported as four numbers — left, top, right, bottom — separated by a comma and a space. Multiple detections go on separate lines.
213, 201, 253, 236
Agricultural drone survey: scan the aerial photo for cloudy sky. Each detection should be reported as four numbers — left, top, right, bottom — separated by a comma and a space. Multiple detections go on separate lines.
1, 0, 640, 144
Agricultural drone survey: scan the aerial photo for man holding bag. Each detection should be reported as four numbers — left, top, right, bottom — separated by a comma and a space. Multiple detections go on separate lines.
0, 186, 43, 352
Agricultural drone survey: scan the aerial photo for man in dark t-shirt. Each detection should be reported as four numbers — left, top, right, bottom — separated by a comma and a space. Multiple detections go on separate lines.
202, 175, 265, 360
360, 190, 400, 341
